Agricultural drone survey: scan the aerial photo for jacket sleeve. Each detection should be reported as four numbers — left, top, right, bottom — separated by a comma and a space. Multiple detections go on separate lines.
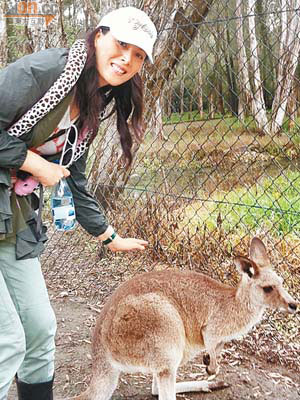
67, 152, 109, 237
0, 48, 69, 169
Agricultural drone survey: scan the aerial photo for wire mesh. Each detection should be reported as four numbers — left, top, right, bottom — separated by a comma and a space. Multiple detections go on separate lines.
40, 1, 300, 302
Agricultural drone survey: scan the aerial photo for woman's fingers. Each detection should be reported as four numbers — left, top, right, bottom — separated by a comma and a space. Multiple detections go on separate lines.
35, 163, 70, 186
107, 237, 148, 252
20, 151, 70, 186
62, 167, 70, 178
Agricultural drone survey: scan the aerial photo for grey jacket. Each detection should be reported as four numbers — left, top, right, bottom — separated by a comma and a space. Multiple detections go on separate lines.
0, 47, 109, 259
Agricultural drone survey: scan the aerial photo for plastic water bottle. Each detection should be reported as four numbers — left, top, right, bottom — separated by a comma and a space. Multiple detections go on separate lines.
50, 178, 76, 231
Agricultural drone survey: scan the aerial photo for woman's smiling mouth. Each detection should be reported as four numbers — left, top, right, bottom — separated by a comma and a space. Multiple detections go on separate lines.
111, 63, 126, 75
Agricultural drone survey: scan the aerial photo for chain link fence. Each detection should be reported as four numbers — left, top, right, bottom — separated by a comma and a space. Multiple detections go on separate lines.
42, 2, 300, 305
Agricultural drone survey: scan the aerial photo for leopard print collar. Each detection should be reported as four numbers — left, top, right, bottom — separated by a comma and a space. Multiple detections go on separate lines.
7, 39, 93, 163
8, 40, 87, 138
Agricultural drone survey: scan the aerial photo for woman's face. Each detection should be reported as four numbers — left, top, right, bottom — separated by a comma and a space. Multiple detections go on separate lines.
94, 30, 146, 87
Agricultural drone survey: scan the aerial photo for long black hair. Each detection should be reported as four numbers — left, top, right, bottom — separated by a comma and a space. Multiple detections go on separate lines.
74, 27, 144, 166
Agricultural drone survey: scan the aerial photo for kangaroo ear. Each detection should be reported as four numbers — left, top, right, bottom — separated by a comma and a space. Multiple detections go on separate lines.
249, 237, 270, 268
234, 256, 259, 279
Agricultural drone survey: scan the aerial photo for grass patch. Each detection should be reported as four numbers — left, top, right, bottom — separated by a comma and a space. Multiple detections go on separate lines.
163, 111, 259, 128
145, 115, 291, 163
182, 170, 300, 238
163, 110, 203, 124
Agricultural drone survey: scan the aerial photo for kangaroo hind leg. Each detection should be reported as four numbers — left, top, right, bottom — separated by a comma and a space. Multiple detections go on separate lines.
86, 359, 120, 400
156, 369, 176, 400
152, 374, 158, 396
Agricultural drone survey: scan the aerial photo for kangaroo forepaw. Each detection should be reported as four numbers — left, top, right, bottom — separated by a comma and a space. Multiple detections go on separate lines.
203, 353, 210, 366
206, 364, 220, 376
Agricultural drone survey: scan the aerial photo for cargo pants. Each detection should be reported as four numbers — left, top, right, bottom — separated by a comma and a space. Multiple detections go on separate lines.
0, 242, 56, 400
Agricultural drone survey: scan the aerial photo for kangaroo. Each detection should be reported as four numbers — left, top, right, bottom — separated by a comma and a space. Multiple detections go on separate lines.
70, 237, 298, 400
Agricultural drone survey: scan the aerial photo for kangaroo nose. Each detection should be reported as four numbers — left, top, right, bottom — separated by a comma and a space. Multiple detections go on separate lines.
288, 303, 297, 313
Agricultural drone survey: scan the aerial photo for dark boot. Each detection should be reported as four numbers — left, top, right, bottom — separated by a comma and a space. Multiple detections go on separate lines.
16, 375, 54, 400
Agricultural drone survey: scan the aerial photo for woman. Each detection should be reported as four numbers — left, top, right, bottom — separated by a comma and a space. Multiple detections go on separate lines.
0, 6, 157, 400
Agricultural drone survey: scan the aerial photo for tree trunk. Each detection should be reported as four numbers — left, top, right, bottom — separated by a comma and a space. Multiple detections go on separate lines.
24, 0, 60, 51
235, 0, 253, 120
189, 87, 194, 112
58, 0, 67, 47
211, 25, 225, 115
247, 0, 269, 133
270, 0, 300, 135
197, 49, 204, 118
24, 3, 49, 51
287, 77, 298, 130
208, 92, 215, 118
164, 81, 172, 118
83, 0, 98, 29
296, 82, 300, 118
180, 64, 186, 114
256, 0, 275, 110
89, 114, 129, 209
0, 0, 8, 68
154, 97, 164, 140
144, 0, 213, 114
224, 22, 238, 115
90, 0, 214, 205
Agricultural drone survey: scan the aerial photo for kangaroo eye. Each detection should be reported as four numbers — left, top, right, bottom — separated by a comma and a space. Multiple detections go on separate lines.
263, 286, 273, 293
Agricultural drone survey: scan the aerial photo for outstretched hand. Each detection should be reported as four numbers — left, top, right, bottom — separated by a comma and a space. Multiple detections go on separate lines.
107, 235, 148, 252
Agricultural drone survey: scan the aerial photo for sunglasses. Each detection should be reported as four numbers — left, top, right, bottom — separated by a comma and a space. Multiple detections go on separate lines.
59, 124, 78, 168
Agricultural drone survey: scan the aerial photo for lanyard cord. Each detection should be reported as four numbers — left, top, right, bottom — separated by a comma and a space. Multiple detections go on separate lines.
37, 125, 78, 236
36, 184, 44, 240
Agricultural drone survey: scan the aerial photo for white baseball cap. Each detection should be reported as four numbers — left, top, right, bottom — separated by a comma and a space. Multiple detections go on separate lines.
97, 7, 157, 63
